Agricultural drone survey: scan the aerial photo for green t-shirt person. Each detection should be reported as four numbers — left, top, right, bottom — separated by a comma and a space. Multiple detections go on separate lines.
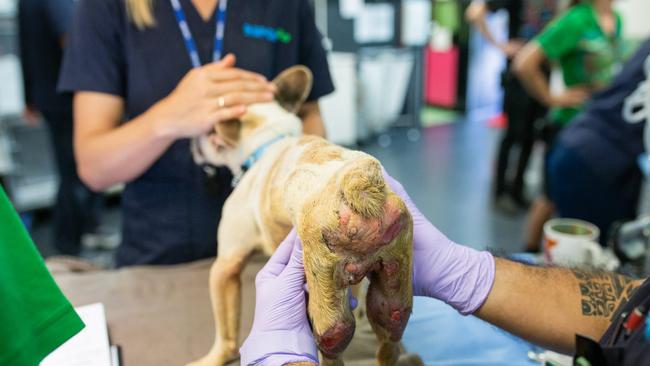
0, 186, 84, 365
536, 2, 627, 126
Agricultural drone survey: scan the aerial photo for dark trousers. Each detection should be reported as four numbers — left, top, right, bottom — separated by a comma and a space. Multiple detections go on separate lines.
42, 109, 101, 255
547, 143, 641, 245
495, 71, 547, 199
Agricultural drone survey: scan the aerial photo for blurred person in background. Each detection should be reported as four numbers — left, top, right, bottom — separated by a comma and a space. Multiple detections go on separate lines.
515, 0, 627, 251
58, 0, 334, 267
466, 0, 557, 213
547, 39, 650, 245
18, 0, 108, 256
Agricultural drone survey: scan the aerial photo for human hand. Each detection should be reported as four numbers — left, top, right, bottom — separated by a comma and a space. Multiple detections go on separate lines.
499, 39, 525, 59
152, 54, 277, 139
551, 87, 590, 108
382, 169, 496, 315
240, 230, 318, 366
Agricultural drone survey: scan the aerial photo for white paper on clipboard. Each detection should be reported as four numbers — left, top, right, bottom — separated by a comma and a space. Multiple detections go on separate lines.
41, 303, 112, 366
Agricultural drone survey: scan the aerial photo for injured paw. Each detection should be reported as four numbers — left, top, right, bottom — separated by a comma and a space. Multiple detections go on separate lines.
366, 284, 412, 342
316, 320, 355, 360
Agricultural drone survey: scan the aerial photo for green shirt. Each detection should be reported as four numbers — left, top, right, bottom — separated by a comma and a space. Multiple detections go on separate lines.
0, 187, 84, 365
536, 3, 626, 126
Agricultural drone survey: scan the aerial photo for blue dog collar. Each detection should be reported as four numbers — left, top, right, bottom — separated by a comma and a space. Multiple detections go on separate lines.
241, 136, 285, 170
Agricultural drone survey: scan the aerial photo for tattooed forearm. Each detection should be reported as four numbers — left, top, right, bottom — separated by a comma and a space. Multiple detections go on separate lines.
571, 269, 639, 320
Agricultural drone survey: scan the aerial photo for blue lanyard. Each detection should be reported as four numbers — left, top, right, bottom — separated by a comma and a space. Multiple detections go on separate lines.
170, 0, 228, 68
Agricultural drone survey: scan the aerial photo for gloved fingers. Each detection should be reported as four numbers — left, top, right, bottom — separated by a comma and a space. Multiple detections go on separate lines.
279, 238, 307, 291
283, 235, 304, 272
258, 229, 298, 281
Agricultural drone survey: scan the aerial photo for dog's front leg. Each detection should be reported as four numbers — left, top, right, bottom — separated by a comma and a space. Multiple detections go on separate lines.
303, 244, 355, 366
366, 227, 413, 366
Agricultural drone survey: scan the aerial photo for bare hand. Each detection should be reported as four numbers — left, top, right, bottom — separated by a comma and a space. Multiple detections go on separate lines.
551, 87, 591, 108
22, 105, 41, 126
499, 39, 525, 59
153, 54, 277, 139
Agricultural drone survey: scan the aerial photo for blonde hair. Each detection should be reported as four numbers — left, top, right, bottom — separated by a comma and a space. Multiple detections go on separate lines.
126, 0, 156, 29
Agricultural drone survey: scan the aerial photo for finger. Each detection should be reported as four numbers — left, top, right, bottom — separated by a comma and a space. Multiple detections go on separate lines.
215, 91, 274, 109
209, 105, 247, 124
210, 80, 276, 96
282, 233, 305, 274
258, 230, 298, 280
204, 53, 236, 70
207, 68, 267, 83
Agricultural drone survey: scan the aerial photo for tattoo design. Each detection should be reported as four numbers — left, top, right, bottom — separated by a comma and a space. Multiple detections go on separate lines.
571, 269, 639, 319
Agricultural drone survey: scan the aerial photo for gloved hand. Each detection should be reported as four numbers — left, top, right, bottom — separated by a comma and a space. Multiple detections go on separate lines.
240, 230, 318, 366
383, 169, 496, 315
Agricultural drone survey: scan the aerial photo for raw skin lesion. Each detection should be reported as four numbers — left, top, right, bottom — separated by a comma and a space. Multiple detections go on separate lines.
571, 269, 640, 320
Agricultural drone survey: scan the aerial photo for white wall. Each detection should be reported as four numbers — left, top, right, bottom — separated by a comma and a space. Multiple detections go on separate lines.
616, 0, 650, 39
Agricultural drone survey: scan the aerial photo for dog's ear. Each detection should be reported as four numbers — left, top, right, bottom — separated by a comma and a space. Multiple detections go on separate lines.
272, 66, 314, 114
214, 119, 241, 147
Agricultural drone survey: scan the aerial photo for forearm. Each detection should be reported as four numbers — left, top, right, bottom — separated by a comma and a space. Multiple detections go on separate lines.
466, 3, 500, 47
513, 44, 553, 106
299, 101, 326, 138
475, 258, 641, 354
75, 101, 176, 191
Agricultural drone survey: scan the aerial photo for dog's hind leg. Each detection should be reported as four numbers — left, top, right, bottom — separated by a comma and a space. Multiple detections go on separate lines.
187, 200, 261, 366
366, 231, 413, 366
302, 247, 355, 365
187, 249, 254, 366
214, 250, 254, 362
321, 355, 344, 366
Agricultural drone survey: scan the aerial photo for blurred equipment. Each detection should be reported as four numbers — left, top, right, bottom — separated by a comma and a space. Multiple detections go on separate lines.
424, 34, 458, 108
0, 7, 58, 211
610, 216, 650, 277
358, 47, 415, 136
0, 116, 58, 211
543, 218, 620, 271
320, 52, 358, 146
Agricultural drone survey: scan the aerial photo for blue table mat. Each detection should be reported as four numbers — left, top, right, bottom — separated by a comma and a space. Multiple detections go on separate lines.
402, 296, 541, 365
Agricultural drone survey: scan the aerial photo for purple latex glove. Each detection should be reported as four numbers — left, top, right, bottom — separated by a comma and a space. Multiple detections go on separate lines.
240, 230, 318, 366
383, 169, 496, 315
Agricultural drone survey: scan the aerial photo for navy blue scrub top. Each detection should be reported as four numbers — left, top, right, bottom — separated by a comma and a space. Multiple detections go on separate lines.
58, 0, 334, 267
558, 39, 650, 187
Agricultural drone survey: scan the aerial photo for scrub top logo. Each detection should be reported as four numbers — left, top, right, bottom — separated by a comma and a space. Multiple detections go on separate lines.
243, 23, 292, 44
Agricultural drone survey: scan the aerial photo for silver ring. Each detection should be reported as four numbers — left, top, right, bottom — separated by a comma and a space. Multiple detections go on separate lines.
218, 96, 226, 108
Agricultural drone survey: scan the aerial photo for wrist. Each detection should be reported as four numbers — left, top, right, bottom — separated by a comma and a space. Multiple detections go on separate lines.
546, 95, 559, 108
148, 97, 181, 141
425, 242, 496, 315
240, 329, 318, 366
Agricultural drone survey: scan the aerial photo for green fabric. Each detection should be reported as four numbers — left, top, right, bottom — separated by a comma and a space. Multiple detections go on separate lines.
0, 187, 84, 365
536, 3, 627, 126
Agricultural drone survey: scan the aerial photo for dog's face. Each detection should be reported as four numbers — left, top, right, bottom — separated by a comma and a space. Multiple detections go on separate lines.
192, 66, 314, 173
